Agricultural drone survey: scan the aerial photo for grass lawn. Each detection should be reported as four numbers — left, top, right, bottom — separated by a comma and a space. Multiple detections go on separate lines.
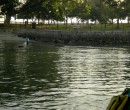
0, 23, 130, 31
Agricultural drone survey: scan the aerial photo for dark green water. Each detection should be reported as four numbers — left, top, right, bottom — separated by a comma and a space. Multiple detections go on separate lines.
1, 40, 130, 110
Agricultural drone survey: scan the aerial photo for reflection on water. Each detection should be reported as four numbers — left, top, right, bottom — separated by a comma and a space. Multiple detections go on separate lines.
0, 40, 130, 110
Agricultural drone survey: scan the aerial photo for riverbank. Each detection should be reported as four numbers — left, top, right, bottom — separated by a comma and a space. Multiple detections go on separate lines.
15, 29, 130, 46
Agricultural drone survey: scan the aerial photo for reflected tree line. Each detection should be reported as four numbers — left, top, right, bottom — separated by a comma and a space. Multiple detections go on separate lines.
0, 42, 60, 96
0, 0, 130, 28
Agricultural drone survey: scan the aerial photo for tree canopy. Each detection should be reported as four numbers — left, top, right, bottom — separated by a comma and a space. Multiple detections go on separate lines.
0, 0, 130, 26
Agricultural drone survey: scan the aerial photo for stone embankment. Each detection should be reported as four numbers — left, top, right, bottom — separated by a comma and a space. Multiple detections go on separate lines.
16, 29, 130, 46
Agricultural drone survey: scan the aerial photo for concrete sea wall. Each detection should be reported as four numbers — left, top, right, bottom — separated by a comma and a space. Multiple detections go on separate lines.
16, 29, 130, 46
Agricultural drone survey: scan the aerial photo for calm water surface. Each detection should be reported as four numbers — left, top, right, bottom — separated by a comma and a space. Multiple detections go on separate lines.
0, 40, 130, 110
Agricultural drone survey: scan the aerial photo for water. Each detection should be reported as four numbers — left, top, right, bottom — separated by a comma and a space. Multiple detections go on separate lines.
0, 40, 130, 110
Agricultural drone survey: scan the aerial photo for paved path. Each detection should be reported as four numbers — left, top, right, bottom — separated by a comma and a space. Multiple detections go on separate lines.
0, 31, 25, 42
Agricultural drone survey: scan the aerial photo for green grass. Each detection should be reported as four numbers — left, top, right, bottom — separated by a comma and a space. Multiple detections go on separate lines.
0, 23, 130, 31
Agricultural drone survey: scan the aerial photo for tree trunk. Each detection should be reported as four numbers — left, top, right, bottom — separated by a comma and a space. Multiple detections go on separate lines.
65, 19, 68, 29
26, 19, 28, 24
86, 20, 89, 24
112, 19, 113, 24
70, 18, 73, 24
95, 20, 97, 24
127, 16, 130, 24
38, 19, 40, 24
117, 18, 119, 29
4, 14, 11, 27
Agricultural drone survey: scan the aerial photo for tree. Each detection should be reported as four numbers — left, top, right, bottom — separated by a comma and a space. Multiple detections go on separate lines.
0, 0, 6, 5
18, 0, 64, 23
18, 0, 47, 23
88, 0, 104, 24
105, 0, 126, 28
69, 0, 91, 23
0, 0, 22, 26
123, 0, 130, 23
89, 6, 101, 23
75, 2, 91, 23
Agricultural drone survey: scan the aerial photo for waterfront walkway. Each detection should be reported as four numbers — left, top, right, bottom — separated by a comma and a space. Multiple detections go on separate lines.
0, 31, 25, 42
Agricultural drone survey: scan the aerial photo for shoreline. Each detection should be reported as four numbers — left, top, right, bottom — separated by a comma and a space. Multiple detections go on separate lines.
15, 29, 130, 46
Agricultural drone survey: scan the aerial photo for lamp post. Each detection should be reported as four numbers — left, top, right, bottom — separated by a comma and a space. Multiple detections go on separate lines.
49, 11, 51, 27
65, 7, 68, 29
56, 10, 59, 29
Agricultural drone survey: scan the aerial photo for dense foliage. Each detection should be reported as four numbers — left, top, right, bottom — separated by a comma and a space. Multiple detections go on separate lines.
0, 0, 130, 26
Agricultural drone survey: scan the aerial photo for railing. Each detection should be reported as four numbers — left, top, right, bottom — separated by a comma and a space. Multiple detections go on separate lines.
0, 21, 128, 31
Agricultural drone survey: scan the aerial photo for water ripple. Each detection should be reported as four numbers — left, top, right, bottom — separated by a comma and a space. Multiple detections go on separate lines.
1, 42, 130, 110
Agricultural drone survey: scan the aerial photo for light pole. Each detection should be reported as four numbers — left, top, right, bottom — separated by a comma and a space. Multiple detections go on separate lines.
49, 11, 51, 27
56, 10, 59, 29
65, 7, 68, 29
